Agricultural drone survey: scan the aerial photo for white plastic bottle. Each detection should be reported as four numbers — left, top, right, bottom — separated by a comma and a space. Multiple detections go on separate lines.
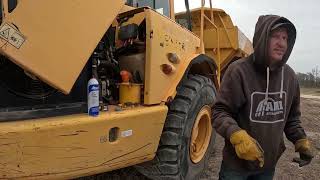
88, 78, 99, 116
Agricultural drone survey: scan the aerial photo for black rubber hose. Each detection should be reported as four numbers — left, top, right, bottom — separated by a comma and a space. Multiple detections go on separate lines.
185, 0, 192, 31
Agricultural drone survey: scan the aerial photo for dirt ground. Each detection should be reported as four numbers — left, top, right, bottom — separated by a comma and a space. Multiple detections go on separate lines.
81, 97, 320, 180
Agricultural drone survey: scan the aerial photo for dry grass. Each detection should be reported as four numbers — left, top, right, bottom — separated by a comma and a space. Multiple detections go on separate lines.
300, 87, 320, 96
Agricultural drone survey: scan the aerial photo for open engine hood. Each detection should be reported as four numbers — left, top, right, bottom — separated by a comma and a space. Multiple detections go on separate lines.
0, 0, 125, 94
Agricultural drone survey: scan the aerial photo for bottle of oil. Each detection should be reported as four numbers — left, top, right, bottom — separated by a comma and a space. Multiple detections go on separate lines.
88, 77, 99, 116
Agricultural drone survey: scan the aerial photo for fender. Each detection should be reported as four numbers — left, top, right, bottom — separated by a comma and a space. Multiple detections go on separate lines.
162, 54, 218, 103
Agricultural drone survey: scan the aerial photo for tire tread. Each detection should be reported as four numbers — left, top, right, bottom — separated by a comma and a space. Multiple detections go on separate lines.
135, 75, 216, 179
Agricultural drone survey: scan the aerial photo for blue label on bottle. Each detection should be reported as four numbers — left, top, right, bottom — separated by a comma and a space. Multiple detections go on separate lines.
89, 84, 99, 92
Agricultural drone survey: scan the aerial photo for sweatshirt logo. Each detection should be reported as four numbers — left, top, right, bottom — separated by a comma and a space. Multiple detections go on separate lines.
255, 98, 283, 117
250, 92, 286, 123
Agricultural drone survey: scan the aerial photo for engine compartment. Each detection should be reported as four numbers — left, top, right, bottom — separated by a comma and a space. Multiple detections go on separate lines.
0, 11, 147, 121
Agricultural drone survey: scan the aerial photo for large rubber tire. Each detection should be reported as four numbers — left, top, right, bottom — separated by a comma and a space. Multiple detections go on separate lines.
135, 75, 217, 180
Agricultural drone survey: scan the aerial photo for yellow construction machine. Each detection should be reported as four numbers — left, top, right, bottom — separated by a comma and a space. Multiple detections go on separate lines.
0, 0, 252, 179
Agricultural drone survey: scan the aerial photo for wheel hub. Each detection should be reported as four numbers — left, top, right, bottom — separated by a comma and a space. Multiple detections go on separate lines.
190, 105, 212, 163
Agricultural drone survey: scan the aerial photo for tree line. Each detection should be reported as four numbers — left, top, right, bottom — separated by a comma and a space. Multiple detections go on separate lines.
296, 66, 320, 88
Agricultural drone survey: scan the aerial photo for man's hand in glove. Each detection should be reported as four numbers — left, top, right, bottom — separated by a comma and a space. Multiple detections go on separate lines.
293, 138, 313, 167
230, 130, 264, 167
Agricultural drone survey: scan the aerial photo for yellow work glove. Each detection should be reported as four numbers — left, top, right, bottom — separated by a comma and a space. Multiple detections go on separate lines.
293, 139, 313, 167
230, 130, 264, 167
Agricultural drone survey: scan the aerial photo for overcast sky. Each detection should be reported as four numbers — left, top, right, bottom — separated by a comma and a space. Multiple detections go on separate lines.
174, 0, 319, 73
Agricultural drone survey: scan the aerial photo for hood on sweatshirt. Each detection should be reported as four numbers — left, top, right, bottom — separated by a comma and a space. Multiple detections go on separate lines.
253, 15, 296, 69
252, 15, 297, 99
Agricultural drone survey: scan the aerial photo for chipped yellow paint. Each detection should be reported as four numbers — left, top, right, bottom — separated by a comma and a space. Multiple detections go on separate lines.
0, 105, 167, 179
119, 5, 136, 14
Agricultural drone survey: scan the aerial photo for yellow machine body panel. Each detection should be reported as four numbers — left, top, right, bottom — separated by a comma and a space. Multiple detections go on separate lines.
0, 0, 124, 94
144, 9, 201, 104
0, 105, 167, 179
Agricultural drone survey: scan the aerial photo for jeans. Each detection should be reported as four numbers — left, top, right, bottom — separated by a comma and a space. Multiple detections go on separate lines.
218, 163, 275, 180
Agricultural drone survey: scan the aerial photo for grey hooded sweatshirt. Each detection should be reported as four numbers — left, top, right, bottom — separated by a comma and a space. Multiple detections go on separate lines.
212, 15, 307, 172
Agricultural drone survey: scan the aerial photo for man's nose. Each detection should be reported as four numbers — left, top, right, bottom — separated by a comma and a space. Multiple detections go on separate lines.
278, 38, 287, 48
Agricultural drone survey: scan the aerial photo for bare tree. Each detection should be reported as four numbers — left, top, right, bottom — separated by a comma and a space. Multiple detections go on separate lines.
312, 66, 319, 87
296, 66, 320, 88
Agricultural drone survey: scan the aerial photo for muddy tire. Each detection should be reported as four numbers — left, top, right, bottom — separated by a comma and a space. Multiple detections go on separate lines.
135, 75, 217, 180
